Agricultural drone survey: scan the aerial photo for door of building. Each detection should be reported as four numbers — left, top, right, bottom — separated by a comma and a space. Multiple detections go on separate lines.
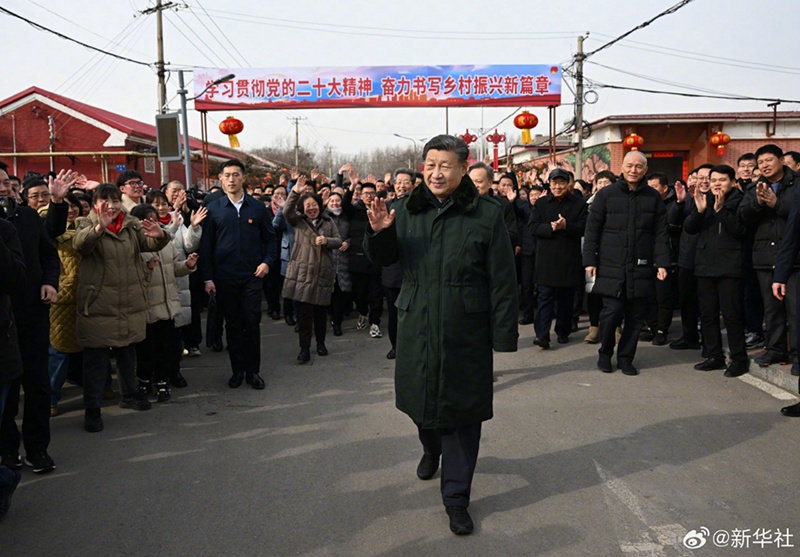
645, 151, 688, 182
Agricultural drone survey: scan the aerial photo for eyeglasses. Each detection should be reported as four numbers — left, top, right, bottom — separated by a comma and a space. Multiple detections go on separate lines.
27, 191, 51, 201
124, 180, 145, 187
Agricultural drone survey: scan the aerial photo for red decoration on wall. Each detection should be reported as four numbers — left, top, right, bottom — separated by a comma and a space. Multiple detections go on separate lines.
709, 131, 731, 156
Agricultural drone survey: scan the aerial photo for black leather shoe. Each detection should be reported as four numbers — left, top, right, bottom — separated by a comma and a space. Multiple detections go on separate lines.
228, 372, 244, 388
518, 316, 533, 325
533, 337, 550, 349
84, 408, 104, 433
270, 310, 281, 321
416, 453, 440, 480
694, 358, 726, 371
557, 336, 569, 344
781, 402, 800, 417
210, 340, 223, 352
285, 314, 296, 327
669, 337, 701, 350
317, 343, 328, 356
246, 373, 265, 390
170, 371, 188, 388
618, 360, 639, 376
724, 360, 750, 378
597, 354, 613, 373
332, 323, 343, 336
639, 328, 654, 342
297, 347, 310, 363
386, 348, 396, 360
445, 506, 474, 535
652, 332, 668, 346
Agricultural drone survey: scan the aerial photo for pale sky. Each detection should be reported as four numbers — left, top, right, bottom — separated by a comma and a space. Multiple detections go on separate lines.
3, 0, 799, 163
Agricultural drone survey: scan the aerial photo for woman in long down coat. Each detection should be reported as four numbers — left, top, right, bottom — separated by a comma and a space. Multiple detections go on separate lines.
73, 183, 169, 432
281, 175, 342, 362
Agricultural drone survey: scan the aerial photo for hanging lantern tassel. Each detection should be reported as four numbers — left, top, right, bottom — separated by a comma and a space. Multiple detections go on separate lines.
219, 116, 244, 149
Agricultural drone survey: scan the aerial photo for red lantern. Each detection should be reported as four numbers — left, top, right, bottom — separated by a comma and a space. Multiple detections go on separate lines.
623, 132, 644, 151
513, 111, 539, 144
709, 131, 731, 156
219, 116, 244, 148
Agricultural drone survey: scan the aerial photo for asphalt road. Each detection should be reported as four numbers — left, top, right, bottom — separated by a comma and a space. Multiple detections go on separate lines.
2, 313, 799, 557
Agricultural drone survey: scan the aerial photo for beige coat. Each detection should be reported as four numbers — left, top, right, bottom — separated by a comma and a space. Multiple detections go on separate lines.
73, 211, 170, 348
281, 189, 342, 306
141, 235, 195, 325
163, 219, 201, 328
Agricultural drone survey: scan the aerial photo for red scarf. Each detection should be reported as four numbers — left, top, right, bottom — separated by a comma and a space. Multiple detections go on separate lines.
158, 214, 172, 225
106, 212, 125, 235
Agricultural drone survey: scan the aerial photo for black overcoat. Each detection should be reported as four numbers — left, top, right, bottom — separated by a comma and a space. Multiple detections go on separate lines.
528, 192, 587, 287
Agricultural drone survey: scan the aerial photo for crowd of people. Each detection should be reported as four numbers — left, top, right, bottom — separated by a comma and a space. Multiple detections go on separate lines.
1, 138, 800, 534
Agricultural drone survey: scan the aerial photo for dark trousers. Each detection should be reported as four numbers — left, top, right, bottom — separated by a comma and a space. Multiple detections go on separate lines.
417, 422, 482, 508
757, 269, 799, 358
677, 267, 700, 343
264, 269, 283, 315
136, 319, 181, 383
534, 285, 574, 340
330, 281, 349, 328
297, 302, 327, 348
0, 384, 13, 488
697, 276, 747, 362
647, 267, 675, 334
587, 292, 603, 327
519, 253, 536, 321
385, 286, 400, 349
598, 292, 648, 363
182, 271, 204, 349
83, 345, 137, 409
0, 318, 51, 455
743, 268, 764, 335
351, 272, 383, 325
216, 277, 263, 375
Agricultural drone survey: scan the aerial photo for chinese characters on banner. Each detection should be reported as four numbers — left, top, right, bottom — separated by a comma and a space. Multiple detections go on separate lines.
193, 65, 561, 110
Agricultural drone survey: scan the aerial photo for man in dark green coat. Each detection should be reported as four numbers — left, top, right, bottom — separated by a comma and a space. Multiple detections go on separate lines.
364, 135, 518, 536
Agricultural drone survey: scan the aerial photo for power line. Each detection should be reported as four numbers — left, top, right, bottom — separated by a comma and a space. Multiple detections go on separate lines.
588, 32, 800, 75
591, 81, 800, 104
166, 10, 228, 68
193, 0, 250, 66
185, 4, 247, 67
185, 9, 577, 41
584, 0, 697, 59
195, 7, 581, 37
0, 5, 153, 67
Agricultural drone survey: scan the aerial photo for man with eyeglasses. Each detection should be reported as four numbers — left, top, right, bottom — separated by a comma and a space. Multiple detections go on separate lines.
583, 151, 670, 376
116, 171, 146, 212
200, 159, 277, 390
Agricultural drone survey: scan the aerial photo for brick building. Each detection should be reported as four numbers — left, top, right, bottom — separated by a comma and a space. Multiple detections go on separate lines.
0, 86, 236, 186
510, 111, 800, 184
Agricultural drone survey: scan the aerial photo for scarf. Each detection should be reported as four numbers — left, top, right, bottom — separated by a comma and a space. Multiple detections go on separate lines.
158, 214, 172, 225
106, 211, 125, 235
329, 207, 342, 216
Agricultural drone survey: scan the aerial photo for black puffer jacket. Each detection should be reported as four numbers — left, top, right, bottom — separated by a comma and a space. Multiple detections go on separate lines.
668, 195, 699, 270
684, 188, 746, 278
738, 166, 800, 270
343, 189, 381, 275
0, 217, 25, 385
528, 192, 587, 287
582, 178, 670, 299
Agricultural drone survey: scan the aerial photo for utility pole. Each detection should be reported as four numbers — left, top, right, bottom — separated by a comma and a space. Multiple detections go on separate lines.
141, 0, 178, 184
575, 34, 587, 180
326, 145, 335, 177
288, 116, 307, 168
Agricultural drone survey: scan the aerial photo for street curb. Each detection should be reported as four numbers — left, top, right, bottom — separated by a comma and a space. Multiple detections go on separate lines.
747, 359, 797, 395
